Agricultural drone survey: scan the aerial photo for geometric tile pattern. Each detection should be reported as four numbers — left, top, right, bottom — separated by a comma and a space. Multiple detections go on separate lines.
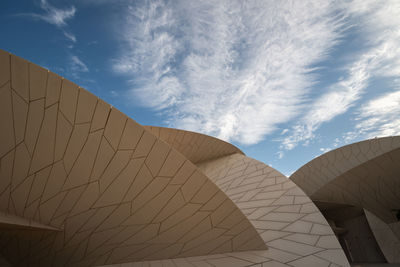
99, 154, 351, 267
144, 126, 244, 164
290, 137, 400, 223
0, 50, 265, 266
197, 153, 350, 267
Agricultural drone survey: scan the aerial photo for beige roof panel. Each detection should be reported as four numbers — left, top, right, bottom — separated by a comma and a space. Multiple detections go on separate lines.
144, 126, 244, 164
0, 50, 265, 266
291, 136, 400, 223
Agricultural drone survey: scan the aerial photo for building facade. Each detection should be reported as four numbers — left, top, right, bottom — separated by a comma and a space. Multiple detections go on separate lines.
0, 50, 398, 266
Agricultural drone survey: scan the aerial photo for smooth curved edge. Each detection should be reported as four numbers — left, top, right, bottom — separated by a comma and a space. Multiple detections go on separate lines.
290, 136, 400, 196
144, 126, 244, 164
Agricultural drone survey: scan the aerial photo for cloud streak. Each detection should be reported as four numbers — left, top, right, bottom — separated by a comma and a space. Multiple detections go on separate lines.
114, 0, 345, 145
17, 0, 76, 42
282, 0, 400, 150
353, 90, 400, 138
35, 0, 76, 27
69, 55, 89, 78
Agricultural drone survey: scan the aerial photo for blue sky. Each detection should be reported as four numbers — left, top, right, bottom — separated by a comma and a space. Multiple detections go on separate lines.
1, 0, 399, 176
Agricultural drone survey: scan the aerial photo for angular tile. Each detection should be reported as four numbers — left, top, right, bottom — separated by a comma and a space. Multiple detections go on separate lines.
267, 239, 323, 256
27, 165, 51, 206
29, 63, 47, 101
25, 98, 45, 155
0, 150, 14, 194
41, 161, 67, 202
87, 227, 121, 254
98, 150, 132, 193
52, 185, 86, 219
210, 199, 236, 227
11, 55, 29, 102
123, 223, 159, 245
132, 130, 157, 158
63, 123, 90, 173
170, 160, 195, 185
145, 140, 170, 177
119, 119, 144, 150
59, 79, 79, 124
64, 209, 97, 242
283, 233, 319, 246
130, 177, 170, 213
96, 202, 131, 231
103, 108, 127, 150
123, 163, 153, 202
314, 249, 350, 267
153, 191, 186, 223
0, 83, 15, 158
39, 191, 68, 224
12, 143, 31, 189
252, 220, 289, 231
274, 205, 301, 213
91, 137, 114, 181
232, 227, 262, 250
11, 174, 34, 216
45, 72, 62, 107
179, 235, 232, 257
75, 88, 97, 124
160, 203, 202, 233
316, 235, 341, 249
260, 212, 303, 223
79, 205, 116, 232
54, 110, 73, 162
283, 220, 313, 234
302, 212, 327, 224
191, 180, 219, 204
153, 211, 208, 244
63, 130, 102, 190
128, 185, 179, 224
0, 50, 10, 86
182, 228, 227, 252
29, 104, 58, 173
95, 157, 144, 207
288, 255, 330, 267
12, 90, 28, 144
90, 99, 110, 132
69, 182, 100, 216
201, 191, 228, 211
181, 171, 207, 202
178, 217, 212, 244
310, 224, 333, 235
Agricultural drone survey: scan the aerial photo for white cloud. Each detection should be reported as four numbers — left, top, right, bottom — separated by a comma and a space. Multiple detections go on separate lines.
70, 55, 89, 76
114, 0, 345, 145
282, 0, 400, 150
354, 90, 400, 138
17, 0, 76, 42
36, 0, 76, 27
63, 31, 76, 43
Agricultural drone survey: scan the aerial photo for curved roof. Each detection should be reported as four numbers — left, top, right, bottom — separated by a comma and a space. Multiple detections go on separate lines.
290, 136, 400, 223
144, 126, 244, 164
197, 153, 350, 267
0, 50, 265, 265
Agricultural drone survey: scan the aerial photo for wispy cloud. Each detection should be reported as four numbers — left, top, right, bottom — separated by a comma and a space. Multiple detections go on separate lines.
36, 0, 75, 27
69, 55, 89, 78
114, 0, 345, 145
17, 0, 76, 42
63, 31, 76, 43
282, 0, 400, 150
352, 89, 400, 138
